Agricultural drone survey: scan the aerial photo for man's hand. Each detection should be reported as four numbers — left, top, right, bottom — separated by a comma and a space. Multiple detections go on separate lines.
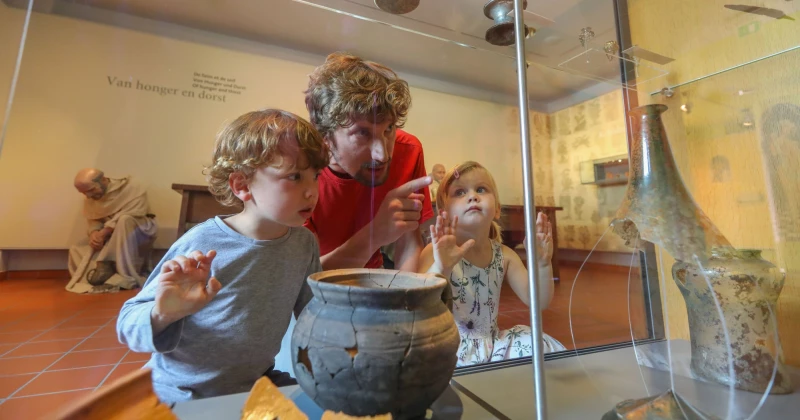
151, 250, 222, 331
370, 176, 432, 247
89, 227, 113, 251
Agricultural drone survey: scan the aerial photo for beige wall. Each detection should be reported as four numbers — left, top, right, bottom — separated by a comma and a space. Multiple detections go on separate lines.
548, 90, 632, 252
0, 2, 26, 126
0, 5, 545, 250
629, 0, 800, 366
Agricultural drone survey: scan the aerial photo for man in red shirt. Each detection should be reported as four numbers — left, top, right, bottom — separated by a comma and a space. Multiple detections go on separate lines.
304, 52, 434, 271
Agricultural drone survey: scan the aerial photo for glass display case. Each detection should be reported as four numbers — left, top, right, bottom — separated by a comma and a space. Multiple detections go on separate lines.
0, 0, 797, 419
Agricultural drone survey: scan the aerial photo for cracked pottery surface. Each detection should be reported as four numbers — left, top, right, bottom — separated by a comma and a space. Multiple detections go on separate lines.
291, 269, 460, 419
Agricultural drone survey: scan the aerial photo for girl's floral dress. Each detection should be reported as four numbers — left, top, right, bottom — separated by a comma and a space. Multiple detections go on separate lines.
449, 240, 566, 367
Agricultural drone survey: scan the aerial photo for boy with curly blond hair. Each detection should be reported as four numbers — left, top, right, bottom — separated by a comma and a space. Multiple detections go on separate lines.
117, 109, 329, 403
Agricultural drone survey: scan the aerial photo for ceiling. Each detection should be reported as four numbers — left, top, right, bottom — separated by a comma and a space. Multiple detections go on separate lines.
6, 0, 625, 111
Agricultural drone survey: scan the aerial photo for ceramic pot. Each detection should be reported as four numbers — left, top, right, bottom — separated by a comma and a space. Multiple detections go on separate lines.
291, 269, 460, 419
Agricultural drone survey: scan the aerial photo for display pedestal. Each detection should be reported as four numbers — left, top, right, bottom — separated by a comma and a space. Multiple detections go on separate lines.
174, 340, 800, 419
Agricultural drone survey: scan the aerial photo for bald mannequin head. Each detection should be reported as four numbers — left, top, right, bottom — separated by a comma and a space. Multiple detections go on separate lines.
431, 164, 445, 183
74, 168, 109, 200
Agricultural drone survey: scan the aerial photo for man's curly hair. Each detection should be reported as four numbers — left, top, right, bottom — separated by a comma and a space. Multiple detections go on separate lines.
205, 109, 329, 207
304, 52, 411, 138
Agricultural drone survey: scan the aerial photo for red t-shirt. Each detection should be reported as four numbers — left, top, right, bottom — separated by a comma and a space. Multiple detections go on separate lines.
304, 130, 434, 268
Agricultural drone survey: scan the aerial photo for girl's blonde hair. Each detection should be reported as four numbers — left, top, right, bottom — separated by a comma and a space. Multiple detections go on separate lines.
435, 161, 503, 242
204, 109, 329, 207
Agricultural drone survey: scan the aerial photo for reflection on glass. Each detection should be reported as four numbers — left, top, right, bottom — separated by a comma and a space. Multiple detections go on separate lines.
605, 1, 800, 418
0, 0, 30, 157
0, 0, 661, 417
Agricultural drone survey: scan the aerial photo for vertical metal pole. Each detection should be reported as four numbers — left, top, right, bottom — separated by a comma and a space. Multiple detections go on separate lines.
0, 0, 33, 159
512, 0, 547, 419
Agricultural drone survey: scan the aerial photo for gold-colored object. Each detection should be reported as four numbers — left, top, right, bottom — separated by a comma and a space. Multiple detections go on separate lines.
612, 104, 732, 263
242, 377, 395, 419
601, 390, 718, 420
242, 377, 308, 420
44, 368, 177, 420
374, 0, 419, 14
604, 40, 619, 61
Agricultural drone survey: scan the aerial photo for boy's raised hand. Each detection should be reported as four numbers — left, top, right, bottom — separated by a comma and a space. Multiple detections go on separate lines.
429, 211, 474, 277
153, 250, 221, 325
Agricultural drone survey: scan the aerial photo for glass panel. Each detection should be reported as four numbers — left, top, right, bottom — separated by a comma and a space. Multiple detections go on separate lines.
0, 0, 30, 158
0, 0, 659, 417
606, 0, 800, 418
630, 0, 800, 94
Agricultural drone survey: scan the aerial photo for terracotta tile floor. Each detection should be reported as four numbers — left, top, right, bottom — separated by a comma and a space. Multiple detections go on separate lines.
498, 263, 650, 350
0, 262, 649, 418
0, 279, 146, 419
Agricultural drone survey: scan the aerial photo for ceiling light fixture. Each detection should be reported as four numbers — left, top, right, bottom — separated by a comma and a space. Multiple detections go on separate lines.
374, 0, 419, 15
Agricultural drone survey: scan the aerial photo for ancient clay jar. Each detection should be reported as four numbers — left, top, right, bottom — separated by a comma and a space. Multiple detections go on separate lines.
291, 269, 460, 419
673, 248, 792, 394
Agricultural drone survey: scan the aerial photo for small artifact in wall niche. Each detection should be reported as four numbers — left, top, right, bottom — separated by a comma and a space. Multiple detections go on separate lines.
601, 389, 719, 420
291, 269, 460, 419
611, 104, 792, 399
374, 0, 420, 14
